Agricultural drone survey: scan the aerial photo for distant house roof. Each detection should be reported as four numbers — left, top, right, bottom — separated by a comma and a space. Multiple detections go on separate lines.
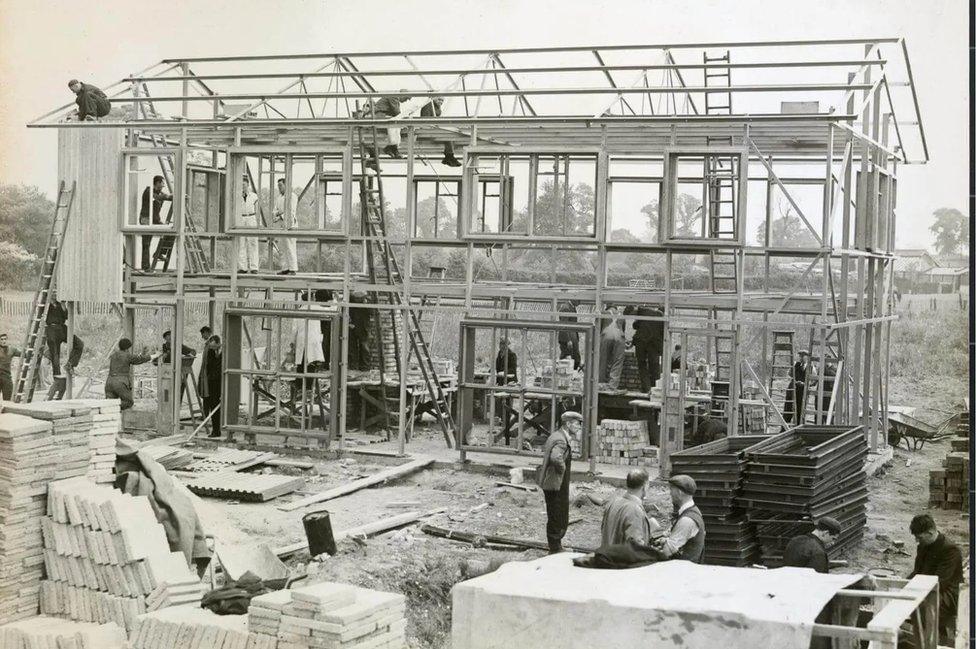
895, 249, 938, 273
925, 267, 968, 278
937, 254, 969, 268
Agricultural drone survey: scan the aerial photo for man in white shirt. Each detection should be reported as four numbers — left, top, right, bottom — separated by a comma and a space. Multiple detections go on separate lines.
651, 474, 706, 562
273, 179, 299, 275
237, 177, 260, 273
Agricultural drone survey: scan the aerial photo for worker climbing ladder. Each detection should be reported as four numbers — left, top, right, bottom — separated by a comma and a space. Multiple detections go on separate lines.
135, 85, 210, 274
12, 181, 76, 403
353, 110, 456, 448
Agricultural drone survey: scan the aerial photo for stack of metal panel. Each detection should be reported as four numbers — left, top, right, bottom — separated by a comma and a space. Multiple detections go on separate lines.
739, 425, 867, 565
669, 435, 766, 566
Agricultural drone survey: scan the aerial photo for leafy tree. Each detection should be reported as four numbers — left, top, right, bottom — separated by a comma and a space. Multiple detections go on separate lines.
755, 199, 819, 247
929, 207, 968, 256
640, 193, 702, 240
0, 184, 55, 288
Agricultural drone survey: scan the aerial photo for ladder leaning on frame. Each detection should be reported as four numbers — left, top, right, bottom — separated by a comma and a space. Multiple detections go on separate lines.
352, 102, 456, 448
12, 181, 76, 403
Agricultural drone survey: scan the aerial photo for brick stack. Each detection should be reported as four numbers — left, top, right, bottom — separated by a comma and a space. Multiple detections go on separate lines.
930, 410, 971, 510
0, 412, 90, 623
64, 399, 122, 484
129, 605, 249, 649
618, 351, 642, 392
251, 581, 407, 649
38, 477, 202, 632
595, 419, 656, 466
0, 615, 127, 648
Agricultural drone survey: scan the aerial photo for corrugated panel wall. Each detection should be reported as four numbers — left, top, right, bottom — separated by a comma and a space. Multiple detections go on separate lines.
56, 128, 124, 303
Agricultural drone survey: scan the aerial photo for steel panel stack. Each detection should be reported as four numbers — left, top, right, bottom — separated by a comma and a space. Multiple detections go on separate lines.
669, 435, 766, 566
739, 425, 867, 565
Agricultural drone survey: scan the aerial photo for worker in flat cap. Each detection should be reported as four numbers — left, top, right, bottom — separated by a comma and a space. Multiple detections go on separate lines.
537, 411, 584, 553
782, 516, 841, 573
650, 474, 706, 563
784, 348, 813, 424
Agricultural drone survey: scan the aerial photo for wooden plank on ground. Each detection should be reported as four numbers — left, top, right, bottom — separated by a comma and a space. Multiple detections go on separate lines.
274, 508, 446, 557
277, 458, 434, 512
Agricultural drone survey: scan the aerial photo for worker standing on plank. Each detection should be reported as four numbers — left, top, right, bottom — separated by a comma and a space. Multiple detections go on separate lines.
598, 314, 625, 390
104, 338, 152, 410
0, 332, 22, 400
67, 79, 110, 121
538, 411, 583, 553
651, 474, 706, 563
782, 517, 841, 573
600, 469, 659, 547
139, 175, 172, 270
273, 178, 299, 275
237, 175, 260, 274
908, 514, 963, 644
625, 304, 664, 391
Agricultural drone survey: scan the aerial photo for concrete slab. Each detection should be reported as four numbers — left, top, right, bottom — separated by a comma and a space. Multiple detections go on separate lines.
452, 554, 863, 649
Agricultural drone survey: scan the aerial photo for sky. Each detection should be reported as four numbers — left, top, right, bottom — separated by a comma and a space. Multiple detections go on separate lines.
0, 0, 969, 250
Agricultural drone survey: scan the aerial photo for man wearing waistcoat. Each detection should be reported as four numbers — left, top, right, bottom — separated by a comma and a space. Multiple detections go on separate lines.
653, 474, 706, 563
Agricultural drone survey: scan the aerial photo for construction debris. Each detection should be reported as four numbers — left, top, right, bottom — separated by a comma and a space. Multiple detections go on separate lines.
740, 425, 868, 564
248, 581, 407, 649
275, 508, 446, 557
421, 523, 594, 553
0, 615, 127, 649
186, 472, 305, 502
278, 458, 434, 512
670, 435, 766, 566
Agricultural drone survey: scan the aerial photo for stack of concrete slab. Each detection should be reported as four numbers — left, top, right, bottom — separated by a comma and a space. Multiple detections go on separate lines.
250, 581, 407, 649
130, 605, 249, 649
0, 615, 127, 649
246, 587, 292, 646
62, 399, 122, 484
930, 451, 970, 511
38, 477, 202, 631
595, 419, 654, 466
0, 412, 91, 622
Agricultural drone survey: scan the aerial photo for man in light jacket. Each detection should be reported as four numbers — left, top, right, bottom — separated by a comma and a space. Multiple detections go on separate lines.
537, 411, 583, 553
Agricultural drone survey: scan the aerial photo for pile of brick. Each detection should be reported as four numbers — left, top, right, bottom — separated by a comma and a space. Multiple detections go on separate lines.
929, 408, 970, 510
0, 411, 93, 622
249, 581, 407, 649
0, 615, 127, 648
595, 419, 656, 466
38, 477, 202, 632
129, 605, 249, 649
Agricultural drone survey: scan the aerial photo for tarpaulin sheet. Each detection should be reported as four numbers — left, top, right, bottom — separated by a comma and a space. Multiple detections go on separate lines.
452, 554, 863, 649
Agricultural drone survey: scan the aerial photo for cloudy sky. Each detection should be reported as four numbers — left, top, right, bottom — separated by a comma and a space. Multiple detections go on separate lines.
0, 0, 968, 248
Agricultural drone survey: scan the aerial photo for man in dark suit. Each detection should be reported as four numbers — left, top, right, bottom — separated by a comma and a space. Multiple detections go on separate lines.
199, 335, 223, 438
537, 411, 583, 553
908, 514, 963, 644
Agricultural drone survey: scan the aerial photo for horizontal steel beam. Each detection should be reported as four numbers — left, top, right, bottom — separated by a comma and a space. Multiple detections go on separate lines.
160, 37, 900, 64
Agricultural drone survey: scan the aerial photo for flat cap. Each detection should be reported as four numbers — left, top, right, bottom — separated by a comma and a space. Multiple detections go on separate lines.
668, 474, 697, 495
560, 411, 583, 422
798, 349, 810, 356
815, 516, 842, 535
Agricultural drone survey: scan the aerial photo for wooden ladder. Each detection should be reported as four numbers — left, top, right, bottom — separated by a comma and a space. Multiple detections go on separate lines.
353, 113, 456, 448
767, 330, 795, 431
13, 181, 76, 402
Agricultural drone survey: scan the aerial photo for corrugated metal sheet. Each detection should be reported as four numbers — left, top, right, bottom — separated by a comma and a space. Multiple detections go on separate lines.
56, 128, 124, 303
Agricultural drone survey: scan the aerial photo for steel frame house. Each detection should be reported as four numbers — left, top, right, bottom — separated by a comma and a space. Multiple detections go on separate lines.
29, 38, 926, 470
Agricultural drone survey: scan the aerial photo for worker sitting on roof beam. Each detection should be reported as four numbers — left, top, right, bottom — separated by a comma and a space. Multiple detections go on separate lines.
66, 79, 110, 121
419, 97, 462, 167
